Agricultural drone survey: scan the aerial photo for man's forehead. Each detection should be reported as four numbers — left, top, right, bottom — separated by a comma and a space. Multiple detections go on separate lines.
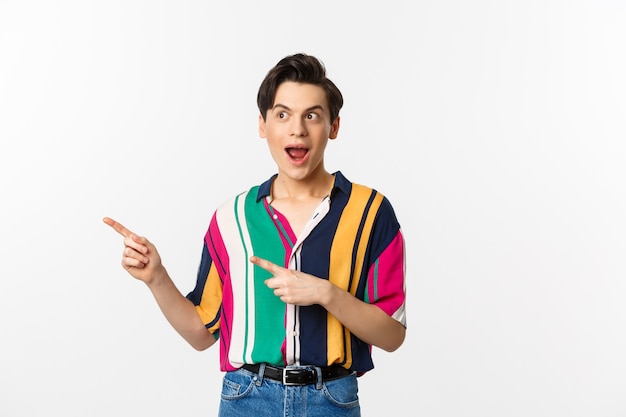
273, 82, 328, 110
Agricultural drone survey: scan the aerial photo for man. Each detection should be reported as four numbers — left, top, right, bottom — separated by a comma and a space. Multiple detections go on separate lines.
104, 52, 406, 416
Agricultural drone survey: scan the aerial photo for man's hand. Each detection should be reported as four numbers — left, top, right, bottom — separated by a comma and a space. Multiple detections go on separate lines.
251, 254, 405, 351
250, 255, 329, 306
103, 217, 164, 285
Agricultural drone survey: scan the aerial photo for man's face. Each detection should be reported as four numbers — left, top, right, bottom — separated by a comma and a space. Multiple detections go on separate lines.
259, 81, 340, 181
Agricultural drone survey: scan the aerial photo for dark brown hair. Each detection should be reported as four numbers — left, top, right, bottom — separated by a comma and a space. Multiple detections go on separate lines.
257, 53, 343, 122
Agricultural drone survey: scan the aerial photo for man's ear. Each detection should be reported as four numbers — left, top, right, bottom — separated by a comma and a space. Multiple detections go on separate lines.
259, 114, 267, 138
329, 116, 340, 140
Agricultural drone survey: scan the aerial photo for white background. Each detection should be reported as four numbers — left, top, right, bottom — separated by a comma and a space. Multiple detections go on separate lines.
1, 1, 625, 416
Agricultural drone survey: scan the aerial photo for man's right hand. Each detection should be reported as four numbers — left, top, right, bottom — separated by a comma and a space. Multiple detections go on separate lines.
103, 217, 165, 285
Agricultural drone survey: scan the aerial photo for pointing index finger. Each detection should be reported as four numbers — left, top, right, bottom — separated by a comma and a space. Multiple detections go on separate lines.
250, 256, 284, 274
102, 216, 133, 238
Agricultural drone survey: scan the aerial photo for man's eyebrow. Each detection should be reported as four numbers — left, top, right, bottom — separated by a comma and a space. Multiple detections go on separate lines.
272, 103, 291, 111
271, 103, 325, 113
305, 105, 325, 113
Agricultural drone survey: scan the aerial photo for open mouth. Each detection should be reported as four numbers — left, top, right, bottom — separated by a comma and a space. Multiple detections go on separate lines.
286, 147, 309, 161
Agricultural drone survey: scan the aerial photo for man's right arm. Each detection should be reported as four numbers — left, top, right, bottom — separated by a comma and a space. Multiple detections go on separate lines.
103, 217, 216, 351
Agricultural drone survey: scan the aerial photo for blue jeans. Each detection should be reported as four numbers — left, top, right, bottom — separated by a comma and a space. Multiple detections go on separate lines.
218, 364, 361, 416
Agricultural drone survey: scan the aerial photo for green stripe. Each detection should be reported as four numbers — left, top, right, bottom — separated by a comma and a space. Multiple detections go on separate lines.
373, 258, 380, 301
364, 258, 380, 303
244, 190, 287, 364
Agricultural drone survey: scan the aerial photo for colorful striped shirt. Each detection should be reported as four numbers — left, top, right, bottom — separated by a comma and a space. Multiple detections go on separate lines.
186, 171, 406, 374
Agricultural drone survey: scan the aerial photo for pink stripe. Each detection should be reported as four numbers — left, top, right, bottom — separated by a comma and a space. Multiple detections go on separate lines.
205, 215, 237, 371
369, 231, 405, 316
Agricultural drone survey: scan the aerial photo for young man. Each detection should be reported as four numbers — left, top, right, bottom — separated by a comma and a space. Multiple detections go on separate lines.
103, 53, 407, 417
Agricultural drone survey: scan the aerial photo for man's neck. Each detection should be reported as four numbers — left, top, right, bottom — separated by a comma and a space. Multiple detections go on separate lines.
271, 171, 335, 202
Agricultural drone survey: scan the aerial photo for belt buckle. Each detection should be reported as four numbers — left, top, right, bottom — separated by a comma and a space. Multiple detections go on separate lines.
282, 367, 314, 386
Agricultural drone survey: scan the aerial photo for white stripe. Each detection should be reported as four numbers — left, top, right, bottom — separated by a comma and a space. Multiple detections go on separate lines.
215, 191, 255, 367
392, 302, 407, 326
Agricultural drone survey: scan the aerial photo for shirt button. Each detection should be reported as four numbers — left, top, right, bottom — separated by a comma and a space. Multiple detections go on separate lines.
272, 214, 278, 220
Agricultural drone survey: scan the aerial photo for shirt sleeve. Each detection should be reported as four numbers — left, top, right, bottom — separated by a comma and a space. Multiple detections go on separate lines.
364, 194, 407, 327
366, 229, 406, 327
186, 236, 223, 336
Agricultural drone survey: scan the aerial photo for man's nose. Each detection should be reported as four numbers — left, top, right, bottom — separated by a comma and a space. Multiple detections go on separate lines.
290, 118, 307, 136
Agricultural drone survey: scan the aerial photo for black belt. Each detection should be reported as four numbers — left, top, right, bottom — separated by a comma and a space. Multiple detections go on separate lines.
242, 363, 352, 385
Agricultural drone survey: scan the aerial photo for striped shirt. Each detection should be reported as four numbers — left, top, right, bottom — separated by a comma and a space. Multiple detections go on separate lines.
186, 171, 406, 374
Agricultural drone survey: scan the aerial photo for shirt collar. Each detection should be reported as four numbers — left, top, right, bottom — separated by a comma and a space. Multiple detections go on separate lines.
256, 171, 350, 202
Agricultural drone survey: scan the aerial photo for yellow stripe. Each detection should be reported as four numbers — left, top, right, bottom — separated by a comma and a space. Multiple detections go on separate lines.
196, 264, 223, 334
326, 185, 383, 366
350, 191, 383, 294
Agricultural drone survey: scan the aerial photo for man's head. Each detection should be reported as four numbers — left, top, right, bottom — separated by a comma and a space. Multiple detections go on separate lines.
257, 53, 343, 123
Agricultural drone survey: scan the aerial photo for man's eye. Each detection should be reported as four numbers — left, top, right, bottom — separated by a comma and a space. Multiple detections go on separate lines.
278, 112, 287, 119
306, 113, 319, 120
